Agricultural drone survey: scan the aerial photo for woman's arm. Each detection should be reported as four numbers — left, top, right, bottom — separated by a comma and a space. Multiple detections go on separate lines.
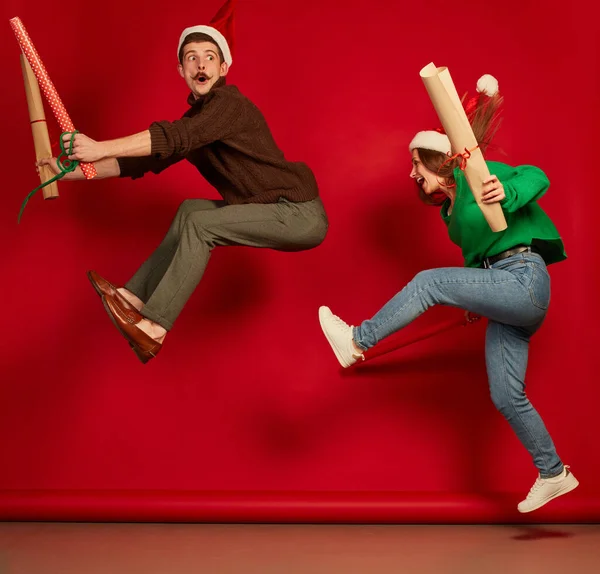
477, 165, 550, 212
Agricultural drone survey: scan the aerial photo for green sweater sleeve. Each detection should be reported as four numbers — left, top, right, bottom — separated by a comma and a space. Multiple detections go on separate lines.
499, 164, 550, 213
447, 161, 566, 267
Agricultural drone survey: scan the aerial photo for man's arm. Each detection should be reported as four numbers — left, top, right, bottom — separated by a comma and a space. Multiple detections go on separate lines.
62, 130, 151, 162
37, 142, 185, 182
62, 89, 245, 163
37, 157, 120, 180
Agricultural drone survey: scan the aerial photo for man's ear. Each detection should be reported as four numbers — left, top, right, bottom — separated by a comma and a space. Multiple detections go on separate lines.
178, 63, 184, 78
220, 62, 229, 77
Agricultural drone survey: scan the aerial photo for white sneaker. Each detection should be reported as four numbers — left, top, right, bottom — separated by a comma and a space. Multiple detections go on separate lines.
517, 465, 579, 513
318, 306, 365, 368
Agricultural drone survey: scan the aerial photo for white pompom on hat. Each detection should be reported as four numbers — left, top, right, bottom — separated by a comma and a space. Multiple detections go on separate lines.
476, 74, 499, 96
409, 74, 499, 154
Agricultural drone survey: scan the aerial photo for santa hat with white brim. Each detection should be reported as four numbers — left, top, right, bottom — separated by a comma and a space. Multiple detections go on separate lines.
177, 0, 236, 67
177, 25, 232, 66
409, 131, 451, 155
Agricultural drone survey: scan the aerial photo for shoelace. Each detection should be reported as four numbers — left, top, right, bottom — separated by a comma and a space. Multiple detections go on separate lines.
526, 466, 569, 499
330, 313, 365, 361
330, 314, 349, 329
526, 478, 544, 498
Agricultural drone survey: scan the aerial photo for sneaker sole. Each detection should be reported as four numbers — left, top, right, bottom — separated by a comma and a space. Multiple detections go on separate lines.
318, 307, 352, 368
518, 475, 580, 513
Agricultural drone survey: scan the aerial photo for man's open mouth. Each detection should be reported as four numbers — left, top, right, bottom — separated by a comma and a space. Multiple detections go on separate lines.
195, 73, 210, 84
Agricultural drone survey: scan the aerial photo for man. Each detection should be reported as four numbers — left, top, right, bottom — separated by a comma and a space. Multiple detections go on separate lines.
39, 17, 328, 363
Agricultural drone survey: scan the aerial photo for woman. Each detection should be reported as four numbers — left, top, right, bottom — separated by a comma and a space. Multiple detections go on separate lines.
318, 75, 578, 513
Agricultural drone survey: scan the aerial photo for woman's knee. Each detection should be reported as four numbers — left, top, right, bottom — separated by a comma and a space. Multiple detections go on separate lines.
413, 269, 435, 283
489, 386, 512, 416
412, 269, 448, 293
489, 382, 530, 418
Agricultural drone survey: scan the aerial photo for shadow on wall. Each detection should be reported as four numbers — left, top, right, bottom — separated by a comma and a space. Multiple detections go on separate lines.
365, 186, 460, 274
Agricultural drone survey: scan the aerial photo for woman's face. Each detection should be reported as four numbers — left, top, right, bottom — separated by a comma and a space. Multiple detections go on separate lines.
410, 149, 443, 196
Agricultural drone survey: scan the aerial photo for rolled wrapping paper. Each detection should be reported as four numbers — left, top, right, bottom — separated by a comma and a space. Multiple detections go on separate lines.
419, 62, 507, 232
20, 54, 59, 199
10, 16, 96, 179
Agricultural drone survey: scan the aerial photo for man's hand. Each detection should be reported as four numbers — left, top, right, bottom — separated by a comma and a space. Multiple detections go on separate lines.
36, 156, 121, 181
36, 157, 61, 176
481, 175, 506, 204
62, 132, 107, 163
36, 157, 81, 181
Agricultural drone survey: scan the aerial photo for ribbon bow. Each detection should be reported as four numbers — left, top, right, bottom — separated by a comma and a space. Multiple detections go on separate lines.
436, 145, 479, 189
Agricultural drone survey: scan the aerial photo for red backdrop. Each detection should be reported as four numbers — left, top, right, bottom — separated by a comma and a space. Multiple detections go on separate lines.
1, 0, 598, 522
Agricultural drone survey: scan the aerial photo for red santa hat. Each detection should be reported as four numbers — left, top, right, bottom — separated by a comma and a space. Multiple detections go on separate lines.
409, 74, 499, 154
177, 0, 236, 66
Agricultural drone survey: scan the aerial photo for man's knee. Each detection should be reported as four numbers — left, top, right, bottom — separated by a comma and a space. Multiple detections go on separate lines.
181, 210, 217, 245
177, 199, 199, 217
176, 200, 221, 236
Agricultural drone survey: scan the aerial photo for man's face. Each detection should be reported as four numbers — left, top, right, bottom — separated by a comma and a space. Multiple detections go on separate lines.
178, 41, 228, 98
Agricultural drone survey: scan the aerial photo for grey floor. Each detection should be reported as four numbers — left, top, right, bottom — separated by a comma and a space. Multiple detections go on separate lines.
1, 522, 599, 574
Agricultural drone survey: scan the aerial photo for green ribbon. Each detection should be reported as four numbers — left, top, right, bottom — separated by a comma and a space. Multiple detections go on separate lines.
18, 130, 80, 223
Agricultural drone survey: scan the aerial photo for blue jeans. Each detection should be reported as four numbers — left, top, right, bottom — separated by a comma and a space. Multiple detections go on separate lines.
353, 249, 563, 478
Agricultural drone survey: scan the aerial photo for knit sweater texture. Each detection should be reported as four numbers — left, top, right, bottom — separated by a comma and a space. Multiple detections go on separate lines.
117, 78, 319, 205
441, 161, 566, 267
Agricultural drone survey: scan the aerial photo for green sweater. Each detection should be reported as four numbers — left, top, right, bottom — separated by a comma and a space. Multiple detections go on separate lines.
441, 161, 566, 268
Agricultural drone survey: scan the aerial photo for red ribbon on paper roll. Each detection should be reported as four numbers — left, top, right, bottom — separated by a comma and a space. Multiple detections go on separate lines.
10, 17, 97, 179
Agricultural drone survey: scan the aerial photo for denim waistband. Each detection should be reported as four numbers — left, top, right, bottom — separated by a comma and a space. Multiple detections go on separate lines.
482, 245, 543, 269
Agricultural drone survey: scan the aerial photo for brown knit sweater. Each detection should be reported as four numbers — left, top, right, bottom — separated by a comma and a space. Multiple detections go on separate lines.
117, 78, 319, 204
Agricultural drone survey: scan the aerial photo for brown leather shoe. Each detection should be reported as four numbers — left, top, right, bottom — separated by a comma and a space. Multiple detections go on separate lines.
90, 270, 143, 358
87, 270, 118, 298
102, 293, 162, 364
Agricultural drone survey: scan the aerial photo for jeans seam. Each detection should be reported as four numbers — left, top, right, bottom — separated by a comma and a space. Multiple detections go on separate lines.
528, 267, 550, 310
497, 325, 551, 476
369, 275, 519, 344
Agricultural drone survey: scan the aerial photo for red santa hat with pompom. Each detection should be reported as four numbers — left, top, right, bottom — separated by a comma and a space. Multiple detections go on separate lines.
177, 0, 236, 66
409, 74, 499, 154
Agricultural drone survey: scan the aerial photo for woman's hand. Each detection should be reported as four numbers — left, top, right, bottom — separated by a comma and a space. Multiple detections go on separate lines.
62, 132, 107, 163
465, 310, 482, 324
481, 175, 506, 204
